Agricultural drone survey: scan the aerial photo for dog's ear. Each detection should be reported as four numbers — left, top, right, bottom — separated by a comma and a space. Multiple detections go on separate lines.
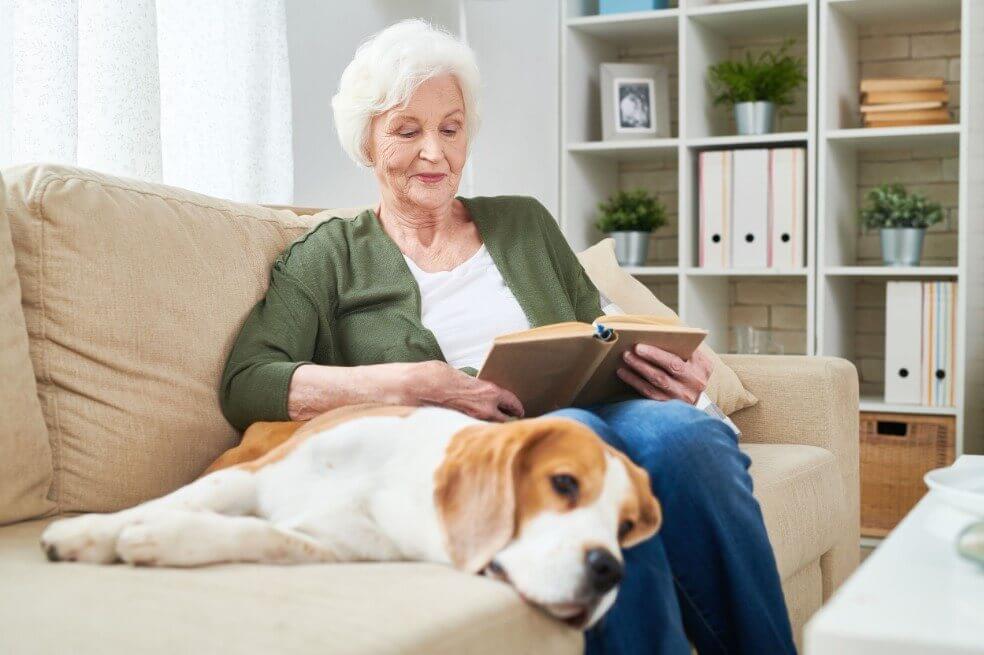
606, 447, 662, 548
433, 419, 555, 573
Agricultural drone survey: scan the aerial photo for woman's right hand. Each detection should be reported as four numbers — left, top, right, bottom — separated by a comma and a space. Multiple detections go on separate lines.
404, 360, 525, 422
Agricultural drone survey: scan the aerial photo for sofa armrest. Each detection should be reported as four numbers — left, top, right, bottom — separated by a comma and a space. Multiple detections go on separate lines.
722, 354, 860, 596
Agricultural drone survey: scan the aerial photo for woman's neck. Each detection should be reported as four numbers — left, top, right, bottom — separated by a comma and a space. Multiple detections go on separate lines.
375, 197, 481, 271
376, 198, 458, 248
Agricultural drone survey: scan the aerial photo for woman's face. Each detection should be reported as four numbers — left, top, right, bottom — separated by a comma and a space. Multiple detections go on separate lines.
367, 73, 468, 211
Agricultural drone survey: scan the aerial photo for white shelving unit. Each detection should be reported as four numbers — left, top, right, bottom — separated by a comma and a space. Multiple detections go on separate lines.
561, 0, 816, 354
559, 0, 983, 453
817, 0, 983, 455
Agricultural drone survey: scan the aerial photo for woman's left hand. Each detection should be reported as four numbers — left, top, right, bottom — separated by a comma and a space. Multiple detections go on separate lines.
617, 344, 714, 405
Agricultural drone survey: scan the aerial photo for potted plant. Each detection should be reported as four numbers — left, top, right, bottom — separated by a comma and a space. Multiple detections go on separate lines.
595, 188, 667, 266
859, 183, 943, 266
707, 40, 806, 135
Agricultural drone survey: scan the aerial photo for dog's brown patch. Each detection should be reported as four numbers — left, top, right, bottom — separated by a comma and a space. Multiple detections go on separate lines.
605, 448, 662, 547
202, 403, 418, 475
434, 417, 636, 573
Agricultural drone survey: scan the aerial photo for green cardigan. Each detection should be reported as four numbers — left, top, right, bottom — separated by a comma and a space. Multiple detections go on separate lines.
219, 195, 603, 431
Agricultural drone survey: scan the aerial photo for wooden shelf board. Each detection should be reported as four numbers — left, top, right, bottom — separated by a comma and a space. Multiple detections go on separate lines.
859, 396, 959, 416
826, 124, 960, 151
687, 132, 808, 149
823, 266, 959, 277
827, 0, 961, 25
622, 265, 679, 276
567, 139, 679, 161
687, 0, 808, 38
565, 8, 679, 42
687, 267, 809, 277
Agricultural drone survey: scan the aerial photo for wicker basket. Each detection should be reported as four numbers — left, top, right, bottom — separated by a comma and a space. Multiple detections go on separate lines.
860, 412, 955, 537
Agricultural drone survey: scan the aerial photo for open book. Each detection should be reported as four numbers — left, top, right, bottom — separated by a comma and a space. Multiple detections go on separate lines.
477, 315, 708, 417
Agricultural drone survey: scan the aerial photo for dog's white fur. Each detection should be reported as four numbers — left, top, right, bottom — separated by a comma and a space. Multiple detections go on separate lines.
40, 406, 642, 628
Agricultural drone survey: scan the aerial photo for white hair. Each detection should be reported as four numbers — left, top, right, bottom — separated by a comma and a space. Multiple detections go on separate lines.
331, 18, 483, 169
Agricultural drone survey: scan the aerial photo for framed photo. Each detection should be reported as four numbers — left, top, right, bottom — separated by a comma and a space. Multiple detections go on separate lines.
600, 62, 671, 140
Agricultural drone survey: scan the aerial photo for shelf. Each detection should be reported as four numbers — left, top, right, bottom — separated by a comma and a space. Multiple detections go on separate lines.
567, 139, 679, 161
859, 396, 959, 416
826, 124, 960, 151
823, 266, 959, 277
687, 0, 808, 39
687, 267, 809, 277
687, 132, 809, 149
623, 265, 679, 276
827, 0, 961, 25
565, 8, 679, 43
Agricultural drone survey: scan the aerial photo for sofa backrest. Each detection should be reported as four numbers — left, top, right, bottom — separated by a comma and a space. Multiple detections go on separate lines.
0, 170, 57, 524
0, 163, 370, 516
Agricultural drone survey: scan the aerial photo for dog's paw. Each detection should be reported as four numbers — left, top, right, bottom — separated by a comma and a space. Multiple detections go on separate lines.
40, 514, 129, 564
116, 511, 210, 567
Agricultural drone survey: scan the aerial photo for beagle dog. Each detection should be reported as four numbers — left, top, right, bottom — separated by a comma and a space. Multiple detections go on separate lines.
40, 403, 661, 628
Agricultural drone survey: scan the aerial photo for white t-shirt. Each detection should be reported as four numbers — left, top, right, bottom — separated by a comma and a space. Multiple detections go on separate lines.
402, 243, 531, 371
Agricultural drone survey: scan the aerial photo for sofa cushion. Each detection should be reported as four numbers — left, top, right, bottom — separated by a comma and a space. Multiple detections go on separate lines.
0, 170, 56, 524
0, 518, 581, 655
577, 238, 758, 415
2, 163, 320, 513
742, 443, 844, 580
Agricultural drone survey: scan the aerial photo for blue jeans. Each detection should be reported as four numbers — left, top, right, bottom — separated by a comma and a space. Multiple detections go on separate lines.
544, 399, 796, 655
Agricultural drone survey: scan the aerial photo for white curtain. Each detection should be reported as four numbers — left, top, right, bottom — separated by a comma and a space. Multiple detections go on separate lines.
0, 0, 293, 204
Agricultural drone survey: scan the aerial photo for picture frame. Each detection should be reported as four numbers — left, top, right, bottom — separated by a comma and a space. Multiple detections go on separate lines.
600, 62, 671, 140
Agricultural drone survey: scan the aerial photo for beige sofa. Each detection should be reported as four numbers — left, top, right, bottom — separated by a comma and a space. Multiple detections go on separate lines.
0, 163, 859, 654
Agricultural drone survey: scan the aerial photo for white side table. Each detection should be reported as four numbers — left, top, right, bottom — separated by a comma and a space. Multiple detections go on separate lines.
805, 455, 984, 654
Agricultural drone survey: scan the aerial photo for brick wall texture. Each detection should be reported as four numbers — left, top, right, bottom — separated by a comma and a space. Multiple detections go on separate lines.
854, 20, 961, 393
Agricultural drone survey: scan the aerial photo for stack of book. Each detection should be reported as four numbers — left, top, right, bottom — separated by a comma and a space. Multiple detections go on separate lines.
860, 78, 950, 128
884, 281, 957, 407
698, 147, 805, 269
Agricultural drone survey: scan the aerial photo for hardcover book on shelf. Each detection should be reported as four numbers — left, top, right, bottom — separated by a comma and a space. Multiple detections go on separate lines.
860, 101, 945, 113
863, 89, 948, 104
859, 77, 949, 128
859, 77, 945, 93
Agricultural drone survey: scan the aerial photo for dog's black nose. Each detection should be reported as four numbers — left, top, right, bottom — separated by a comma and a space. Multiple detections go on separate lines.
585, 548, 622, 593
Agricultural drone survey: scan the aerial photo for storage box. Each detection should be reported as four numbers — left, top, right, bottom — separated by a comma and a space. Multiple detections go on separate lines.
599, 0, 669, 14
860, 412, 955, 537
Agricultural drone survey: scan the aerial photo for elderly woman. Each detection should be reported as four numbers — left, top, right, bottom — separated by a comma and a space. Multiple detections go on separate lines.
220, 18, 795, 655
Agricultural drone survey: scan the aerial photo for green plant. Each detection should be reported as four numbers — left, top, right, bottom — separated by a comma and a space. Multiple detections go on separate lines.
707, 40, 806, 108
595, 188, 667, 233
859, 183, 944, 230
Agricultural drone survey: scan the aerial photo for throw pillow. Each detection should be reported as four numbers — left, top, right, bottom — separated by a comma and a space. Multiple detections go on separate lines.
577, 238, 758, 416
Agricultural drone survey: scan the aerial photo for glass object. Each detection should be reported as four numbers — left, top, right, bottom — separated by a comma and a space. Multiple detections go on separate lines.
733, 325, 785, 355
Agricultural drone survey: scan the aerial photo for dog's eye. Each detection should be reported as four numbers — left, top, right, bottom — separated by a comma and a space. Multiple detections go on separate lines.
550, 473, 579, 499
618, 520, 635, 539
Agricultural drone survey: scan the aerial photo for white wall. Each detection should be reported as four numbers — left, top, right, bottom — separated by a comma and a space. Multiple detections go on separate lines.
285, 0, 560, 216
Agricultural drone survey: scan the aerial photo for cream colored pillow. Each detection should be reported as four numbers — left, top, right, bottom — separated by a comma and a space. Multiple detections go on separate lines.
0, 170, 56, 524
3, 163, 316, 513
577, 238, 758, 416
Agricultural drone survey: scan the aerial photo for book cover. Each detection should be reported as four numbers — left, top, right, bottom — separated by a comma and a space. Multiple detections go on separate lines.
863, 108, 950, 122
860, 101, 945, 113
860, 78, 944, 93
862, 89, 949, 104
477, 315, 707, 416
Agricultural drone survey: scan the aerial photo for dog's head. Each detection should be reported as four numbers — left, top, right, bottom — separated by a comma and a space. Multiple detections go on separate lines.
434, 417, 661, 629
